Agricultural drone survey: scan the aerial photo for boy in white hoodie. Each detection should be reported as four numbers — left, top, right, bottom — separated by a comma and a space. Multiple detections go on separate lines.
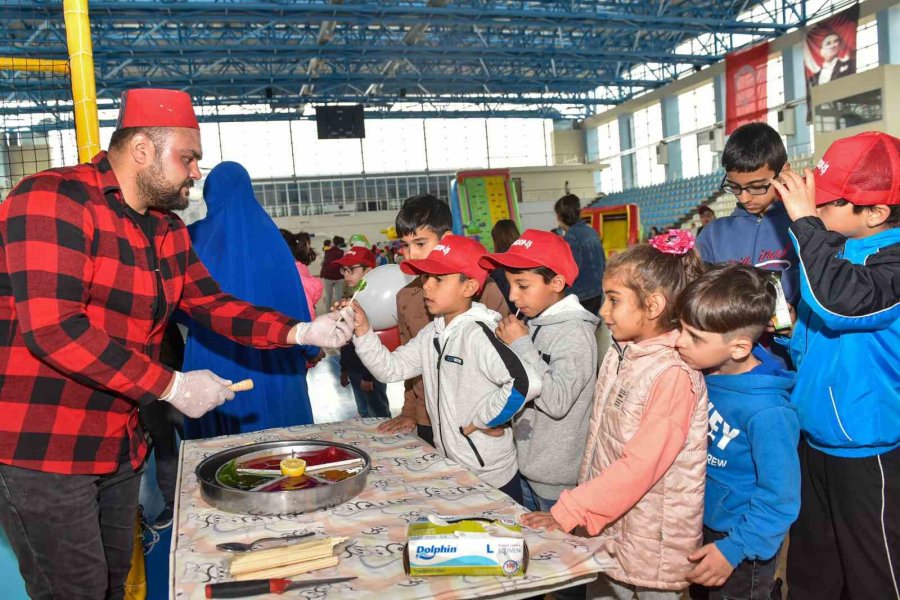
345, 234, 542, 502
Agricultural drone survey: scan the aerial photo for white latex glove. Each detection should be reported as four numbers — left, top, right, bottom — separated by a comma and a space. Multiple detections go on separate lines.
293, 308, 356, 348
161, 370, 235, 419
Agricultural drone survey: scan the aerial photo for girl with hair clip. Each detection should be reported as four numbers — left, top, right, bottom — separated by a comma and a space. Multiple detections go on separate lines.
521, 230, 709, 600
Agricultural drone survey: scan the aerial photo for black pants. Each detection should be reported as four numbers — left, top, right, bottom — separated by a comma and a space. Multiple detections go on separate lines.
498, 471, 524, 505
690, 526, 780, 600
787, 441, 899, 600
0, 461, 142, 600
140, 400, 183, 506
417, 424, 434, 447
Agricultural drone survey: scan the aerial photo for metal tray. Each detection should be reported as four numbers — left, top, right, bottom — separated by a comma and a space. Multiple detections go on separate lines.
195, 440, 371, 515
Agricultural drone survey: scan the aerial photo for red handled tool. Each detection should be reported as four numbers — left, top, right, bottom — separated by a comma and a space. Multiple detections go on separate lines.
205, 576, 356, 598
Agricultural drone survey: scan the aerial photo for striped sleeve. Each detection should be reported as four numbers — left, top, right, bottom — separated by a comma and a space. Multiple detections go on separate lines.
470, 322, 541, 429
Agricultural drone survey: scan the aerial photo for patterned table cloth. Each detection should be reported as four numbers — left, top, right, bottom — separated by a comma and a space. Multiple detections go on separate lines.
170, 419, 612, 599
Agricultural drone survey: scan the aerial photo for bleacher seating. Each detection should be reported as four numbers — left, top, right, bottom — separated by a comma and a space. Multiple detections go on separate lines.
590, 170, 725, 231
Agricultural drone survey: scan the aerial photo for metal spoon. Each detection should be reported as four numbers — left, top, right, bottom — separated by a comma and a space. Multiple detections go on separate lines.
216, 531, 315, 553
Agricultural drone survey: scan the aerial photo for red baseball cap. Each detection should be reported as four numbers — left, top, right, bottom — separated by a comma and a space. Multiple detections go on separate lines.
478, 229, 579, 287
334, 246, 376, 268
814, 132, 900, 206
116, 88, 200, 130
400, 235, 490, 291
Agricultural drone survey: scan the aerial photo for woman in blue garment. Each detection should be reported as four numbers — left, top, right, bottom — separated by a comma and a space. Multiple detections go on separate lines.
182, 162, 317, 438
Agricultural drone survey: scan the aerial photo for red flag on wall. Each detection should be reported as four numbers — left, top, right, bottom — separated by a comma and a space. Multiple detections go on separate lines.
725, 42, 770, 134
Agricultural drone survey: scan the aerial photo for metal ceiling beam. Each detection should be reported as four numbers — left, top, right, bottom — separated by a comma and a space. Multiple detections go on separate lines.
0, 43, 722, 67
5, 2, 793, 36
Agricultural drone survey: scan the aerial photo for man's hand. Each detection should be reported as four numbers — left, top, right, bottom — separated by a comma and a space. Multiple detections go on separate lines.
377, 415, 417, 434
495, 314, 529, 345
340, 371, 350, 387
770, 168, 817, 222
687, 543, 735, 588
292, 308, 356, 348
519, 511, 565, 532
361, 379, 375, 393
161, 370, 235, 419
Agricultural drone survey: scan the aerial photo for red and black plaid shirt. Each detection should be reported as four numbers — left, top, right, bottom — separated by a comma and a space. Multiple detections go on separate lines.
0, 153, 298, 474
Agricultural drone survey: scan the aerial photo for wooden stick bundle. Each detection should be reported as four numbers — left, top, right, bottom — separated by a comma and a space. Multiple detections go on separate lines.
229, 536, 347, 581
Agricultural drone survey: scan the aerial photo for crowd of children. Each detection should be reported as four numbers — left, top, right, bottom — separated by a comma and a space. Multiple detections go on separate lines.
328, 126, 898, 600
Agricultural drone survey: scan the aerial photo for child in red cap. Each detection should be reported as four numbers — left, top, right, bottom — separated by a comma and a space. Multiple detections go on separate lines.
771, 131, 900, 599
479, 230, 599, 514
333, 247, 390, 419
343, 235, 542, 502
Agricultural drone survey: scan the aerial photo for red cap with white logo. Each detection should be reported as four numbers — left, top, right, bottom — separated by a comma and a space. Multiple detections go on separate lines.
478, 229, 579, 286
333, 246, 376, 268
814, 131, 900, 206
400, 235, 489, 291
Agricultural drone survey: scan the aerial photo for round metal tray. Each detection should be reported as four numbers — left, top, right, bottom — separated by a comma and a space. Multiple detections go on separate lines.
196, 440, 371, 515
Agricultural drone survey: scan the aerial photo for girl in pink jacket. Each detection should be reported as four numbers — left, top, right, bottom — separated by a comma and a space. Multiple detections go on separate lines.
521, 230, 709, 598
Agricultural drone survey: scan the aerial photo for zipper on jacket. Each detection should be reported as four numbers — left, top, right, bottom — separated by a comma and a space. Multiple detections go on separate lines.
433, 336, 448, 452
613, 339, 626, 374
459, 426, 486, 467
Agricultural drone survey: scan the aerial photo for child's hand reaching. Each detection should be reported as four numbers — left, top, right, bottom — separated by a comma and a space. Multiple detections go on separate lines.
770, 168, 817, 222
496, 314, 528, 345
461, 423, 507, 437
687, 543, 735, 588
334, 299, 371, 337
519, 511, 564, 532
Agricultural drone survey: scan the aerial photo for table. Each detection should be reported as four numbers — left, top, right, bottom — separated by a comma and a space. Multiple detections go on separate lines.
171, 419, 613, 599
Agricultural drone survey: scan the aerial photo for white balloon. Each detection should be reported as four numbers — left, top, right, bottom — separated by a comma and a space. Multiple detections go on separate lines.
356, 264, 417, 330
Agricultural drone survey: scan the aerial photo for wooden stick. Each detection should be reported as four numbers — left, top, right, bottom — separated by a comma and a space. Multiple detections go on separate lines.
230, 536, 347, 575
231, 555, 339, 581
228, 379, 254, 392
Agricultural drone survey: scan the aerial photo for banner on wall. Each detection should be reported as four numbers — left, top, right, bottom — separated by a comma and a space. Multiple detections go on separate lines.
804, 4, 860, 88
725, 42, 770, 134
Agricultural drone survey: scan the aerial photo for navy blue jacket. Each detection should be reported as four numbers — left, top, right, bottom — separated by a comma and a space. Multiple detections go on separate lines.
787, 217, 900, 458
563, 221, 605, 302
696, 201, 800, 305
703, 346, 800, 567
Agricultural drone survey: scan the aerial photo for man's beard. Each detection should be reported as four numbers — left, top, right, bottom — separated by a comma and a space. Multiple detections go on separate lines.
137, 158, 192, 211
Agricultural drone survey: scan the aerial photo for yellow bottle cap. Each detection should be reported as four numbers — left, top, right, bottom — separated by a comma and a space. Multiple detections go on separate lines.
280, 458, 306, 477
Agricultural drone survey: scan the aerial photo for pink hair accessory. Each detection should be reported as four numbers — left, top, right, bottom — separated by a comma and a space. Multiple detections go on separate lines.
649, 229, 696, 255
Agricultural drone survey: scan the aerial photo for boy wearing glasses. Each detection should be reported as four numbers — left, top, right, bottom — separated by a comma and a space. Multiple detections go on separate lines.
334, 246, 391, 418
696, 122, 799, 304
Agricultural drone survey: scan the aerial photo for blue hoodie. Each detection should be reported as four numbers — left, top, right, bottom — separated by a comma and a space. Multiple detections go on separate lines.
703, 346, 800, 568
696, 201, 799, 305
788, 223, 900, 458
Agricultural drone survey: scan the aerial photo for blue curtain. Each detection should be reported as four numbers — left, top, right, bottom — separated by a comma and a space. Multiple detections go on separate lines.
181, 162, 315, 438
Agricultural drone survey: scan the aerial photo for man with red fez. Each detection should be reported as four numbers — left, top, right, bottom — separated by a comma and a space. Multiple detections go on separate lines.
0, 89, 356, 598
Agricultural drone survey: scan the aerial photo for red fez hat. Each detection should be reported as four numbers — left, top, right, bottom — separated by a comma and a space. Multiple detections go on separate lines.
116, 88, 200, 130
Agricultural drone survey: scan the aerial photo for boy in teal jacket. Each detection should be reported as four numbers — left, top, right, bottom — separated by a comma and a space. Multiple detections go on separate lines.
772, 132, 900, 600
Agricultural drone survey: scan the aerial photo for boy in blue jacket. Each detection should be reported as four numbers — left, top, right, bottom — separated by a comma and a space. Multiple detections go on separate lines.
676, 265, 800, 600
697, 122, 799, 306
771, 132, 900, 600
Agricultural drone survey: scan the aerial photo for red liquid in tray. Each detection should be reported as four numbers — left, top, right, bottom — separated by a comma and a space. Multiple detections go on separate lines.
240, 446, 357, 471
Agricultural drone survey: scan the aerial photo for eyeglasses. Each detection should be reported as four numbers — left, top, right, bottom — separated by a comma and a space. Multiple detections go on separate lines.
720, 174, 781, 197
339, 265, 365, 275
